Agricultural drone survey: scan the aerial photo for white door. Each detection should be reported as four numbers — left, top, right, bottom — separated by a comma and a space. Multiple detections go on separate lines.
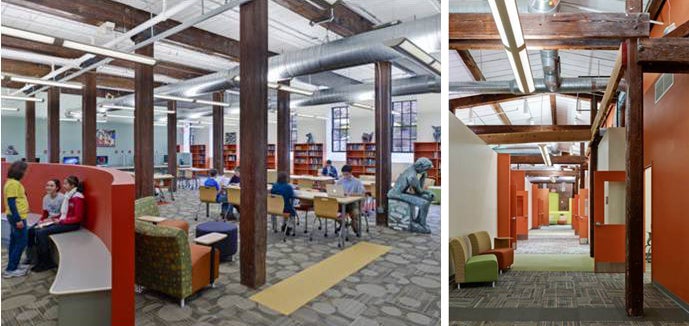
644, 166, 652, 267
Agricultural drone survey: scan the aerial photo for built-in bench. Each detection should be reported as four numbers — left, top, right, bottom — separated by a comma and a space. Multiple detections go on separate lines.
49, 229, 111, 326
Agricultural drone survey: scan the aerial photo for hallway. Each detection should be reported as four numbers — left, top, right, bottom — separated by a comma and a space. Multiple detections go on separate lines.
516, 225, 589, 255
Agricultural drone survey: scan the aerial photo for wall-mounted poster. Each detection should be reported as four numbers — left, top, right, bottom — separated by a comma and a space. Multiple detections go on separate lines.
225, 132, 237, 144
96, 129, 116, 147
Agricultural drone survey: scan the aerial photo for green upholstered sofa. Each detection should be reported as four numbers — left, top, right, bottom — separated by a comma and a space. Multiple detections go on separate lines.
134, 221, 219, 307
449, 236, 498, 288
135, 196, 189, 234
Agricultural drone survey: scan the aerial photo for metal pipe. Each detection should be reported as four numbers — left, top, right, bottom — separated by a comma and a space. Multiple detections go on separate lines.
449, 78, 609, 94
530, 0, 562, 92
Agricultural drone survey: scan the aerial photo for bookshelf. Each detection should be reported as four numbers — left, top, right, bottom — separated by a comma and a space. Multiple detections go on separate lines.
266, 144, 276, 169
414, 142, 441, 186
346, 143, 376, 176
223, 144, 239, 171
293, 143, 323, 176
190, 144, 207, 168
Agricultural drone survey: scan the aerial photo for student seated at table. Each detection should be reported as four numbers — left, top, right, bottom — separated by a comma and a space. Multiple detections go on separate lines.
228, 166, 240, 184
25, 179, 64, 265
32, 176, 85, 272
321, 160, 338, 179
204, 169, 230, 215
270, 172, 297, 233
336, 165, 365, 233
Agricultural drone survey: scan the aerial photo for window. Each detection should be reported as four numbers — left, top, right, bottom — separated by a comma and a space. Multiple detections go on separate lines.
392, 100, 418, 152
331, 106, 349, 152
291, 114, 297, 149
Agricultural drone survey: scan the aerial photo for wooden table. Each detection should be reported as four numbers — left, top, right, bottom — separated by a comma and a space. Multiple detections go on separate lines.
136, 215, 167, 224
194, 232, 228, 287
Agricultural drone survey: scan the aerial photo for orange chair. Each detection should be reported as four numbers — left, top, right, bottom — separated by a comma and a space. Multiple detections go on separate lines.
468, 231, 514, 272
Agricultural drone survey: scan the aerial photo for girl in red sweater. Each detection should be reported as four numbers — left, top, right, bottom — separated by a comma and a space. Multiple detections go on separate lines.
32, 176, 85, 272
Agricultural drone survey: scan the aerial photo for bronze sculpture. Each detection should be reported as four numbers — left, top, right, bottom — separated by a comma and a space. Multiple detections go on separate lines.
388, 158, 435, 233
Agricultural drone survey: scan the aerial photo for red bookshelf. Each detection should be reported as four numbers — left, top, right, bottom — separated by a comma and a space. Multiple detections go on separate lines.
346, 143, 376, 177
414, 141, 441, 185
266, 144, 276, 169
223, 144, 238, 171
293, 143, 323, 176
190, 144, 207, 168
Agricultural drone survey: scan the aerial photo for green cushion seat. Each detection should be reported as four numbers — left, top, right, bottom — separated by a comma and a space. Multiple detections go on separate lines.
465, 254, 499, 284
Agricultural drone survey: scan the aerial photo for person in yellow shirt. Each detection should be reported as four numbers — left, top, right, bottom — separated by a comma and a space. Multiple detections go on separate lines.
3, 161, 30, 278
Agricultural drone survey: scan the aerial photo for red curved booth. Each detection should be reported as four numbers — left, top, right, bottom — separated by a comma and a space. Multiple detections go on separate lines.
1, 162, 135, 326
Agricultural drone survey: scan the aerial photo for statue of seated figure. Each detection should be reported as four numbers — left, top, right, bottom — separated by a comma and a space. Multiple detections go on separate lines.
387, 158, 435, 234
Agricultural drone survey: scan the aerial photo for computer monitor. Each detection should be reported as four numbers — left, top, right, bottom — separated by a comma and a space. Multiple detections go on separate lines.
163, 154, 168, 164
96, 155, 108, 166
62, 156, 80, 165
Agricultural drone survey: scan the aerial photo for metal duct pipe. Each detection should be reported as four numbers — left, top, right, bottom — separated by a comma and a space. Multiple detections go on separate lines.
530, 0, 562, 92
449, 78, 609, 94
292, 76, 440, 107
104, 15, 440, 106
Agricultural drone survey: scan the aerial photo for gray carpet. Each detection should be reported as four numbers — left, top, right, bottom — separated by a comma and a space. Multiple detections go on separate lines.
516, 225, 590, 255
2, 188, 441, 326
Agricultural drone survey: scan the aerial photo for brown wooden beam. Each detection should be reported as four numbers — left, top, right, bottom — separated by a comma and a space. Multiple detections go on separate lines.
277, 80, 291, 177
25, 100, 36, 162
625, 37, 645, 317
589, 95, 598, 258
239, 0, 268, 289
450, 93, 529, 109
134, 37, 154, 199
4, 0, 245, 61
212, 92, 224, 173
456, 50, 511, 125
580, 143, 586, 189
375, 61, 392, 227
479, 129, 591, 144
167, 101, 177, 191
550, 94, 558, 125
638, 38, 689, 73
47, 87, 60, 163
450, 39, 622, 51
81, 72, 97, 166
522, 170, 578, 177
272, 0, 373, 37
469, 125, 590, 135
510, 155, 586, 165
591, 46, 625, 141
449, 13, 650, 41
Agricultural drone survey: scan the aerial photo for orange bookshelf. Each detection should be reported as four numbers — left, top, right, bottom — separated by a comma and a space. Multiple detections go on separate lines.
190, 144, 207, 168
266, 144, 276, 169
293, 143, 323, 176
414, 142, 441, 185
346, 143, 376, 177
223, 144, 239, 171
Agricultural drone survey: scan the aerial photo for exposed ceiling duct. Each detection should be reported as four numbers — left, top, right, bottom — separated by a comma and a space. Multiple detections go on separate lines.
102, 14, 441, 107
530, 0, 562, 92
449, 77, 609, 94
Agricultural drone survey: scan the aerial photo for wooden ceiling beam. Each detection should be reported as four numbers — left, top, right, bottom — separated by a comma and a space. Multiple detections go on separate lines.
638, 38, 689, 73
469, 125, 590, 134
271, 0, 373, 37
510, 155, 587, 165
449, 12, 649, 42
520, 170, 579, 177
450, 93, 530, 109
456, 50, 511, 125
478, 129, 591, 144
450, 39, 622, 50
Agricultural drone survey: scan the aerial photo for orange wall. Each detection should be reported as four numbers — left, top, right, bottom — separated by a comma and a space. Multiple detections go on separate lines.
594, 224, 626, 264
497, 154, 511, 237
593, 171, 626, 225
1, 163, 135, 325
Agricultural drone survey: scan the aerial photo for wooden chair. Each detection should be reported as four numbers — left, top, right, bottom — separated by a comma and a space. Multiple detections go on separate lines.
311, 196, 345, 247
267, 194, 293, 241
226, 187, 241, 219
267, 170, 278, 184
423, 178, 436, 189
195, 186, 221, 221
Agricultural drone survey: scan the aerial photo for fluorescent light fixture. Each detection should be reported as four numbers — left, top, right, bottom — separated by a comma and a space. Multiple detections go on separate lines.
293, 113, 328, 120
154, 94, 195, 103
195, 99, 230, 107
9, 75, 82, 90
278, 84, 313, 96
61, 40, 156, 65
2, 107, 19, 112
1, 26, 55, 43
350, 102, 374, 111
103, 114, 134, 119
268, 82, 280, 89
538, 143, 552, 167
488, 0, 535, 94
60, 118, 79, 122
100, 104, 174, 114
1, 95, 44, 102
386, 38, 441, 75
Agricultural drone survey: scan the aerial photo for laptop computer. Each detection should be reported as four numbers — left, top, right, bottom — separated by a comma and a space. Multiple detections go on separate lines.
326, 184, 346, 198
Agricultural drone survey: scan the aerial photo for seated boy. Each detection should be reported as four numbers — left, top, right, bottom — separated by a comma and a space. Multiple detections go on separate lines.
204, 169, 230, 216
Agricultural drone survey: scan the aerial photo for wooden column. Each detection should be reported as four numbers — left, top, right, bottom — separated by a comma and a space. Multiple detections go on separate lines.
47, 87, 60, 163
167, 101, 177, 191
212, 92, 225, 173
134, 35, 154, 198
239, 0, 268, 288
589, 96, 598, 258
579, 142, 586, 189
82, 72, 97, 166
277, 80, 291, 177
25, 100, 36, 162
625, 37, 644, 317
374, 61, 392, 226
